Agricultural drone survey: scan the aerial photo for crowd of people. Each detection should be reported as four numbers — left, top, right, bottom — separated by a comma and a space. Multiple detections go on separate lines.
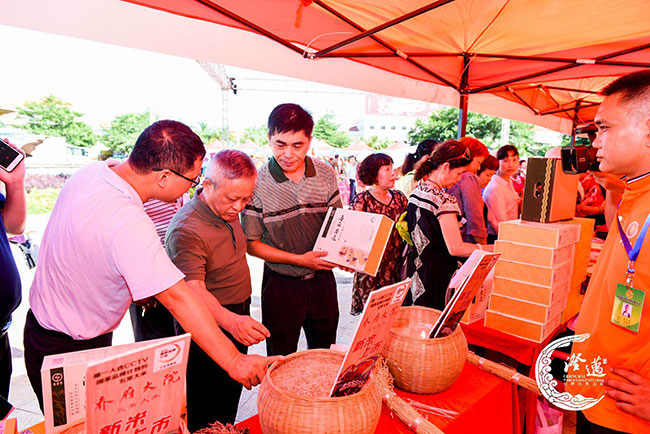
2, 70, 650, 433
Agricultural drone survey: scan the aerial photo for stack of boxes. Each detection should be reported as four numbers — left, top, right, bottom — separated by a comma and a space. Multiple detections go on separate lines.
484, 220, 581, 342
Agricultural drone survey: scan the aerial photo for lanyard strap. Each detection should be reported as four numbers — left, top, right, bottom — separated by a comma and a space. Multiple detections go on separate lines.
617, 211, 650, 275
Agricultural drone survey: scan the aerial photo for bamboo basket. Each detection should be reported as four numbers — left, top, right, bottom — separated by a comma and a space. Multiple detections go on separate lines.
382, 306, 468, 394
257, 349, 382, 434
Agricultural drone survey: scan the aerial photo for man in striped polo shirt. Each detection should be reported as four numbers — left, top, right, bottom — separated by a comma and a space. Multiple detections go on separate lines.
241, 103, 343, 356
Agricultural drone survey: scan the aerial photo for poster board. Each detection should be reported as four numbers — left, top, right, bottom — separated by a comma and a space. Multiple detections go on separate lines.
41, 335, 190, 434
329, 279, 411, 397
429, 251, 501, 338
314, 207, 394, 276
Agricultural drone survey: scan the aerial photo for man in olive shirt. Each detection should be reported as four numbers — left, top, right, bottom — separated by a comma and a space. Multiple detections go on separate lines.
166, 150, 266, 430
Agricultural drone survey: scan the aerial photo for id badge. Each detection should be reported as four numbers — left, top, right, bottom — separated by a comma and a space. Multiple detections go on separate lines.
611, 284, 645, 332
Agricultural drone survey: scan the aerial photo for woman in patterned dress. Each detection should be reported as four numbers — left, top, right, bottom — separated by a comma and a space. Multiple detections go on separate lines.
349, 153, 408, 315
407, 140, 488, 310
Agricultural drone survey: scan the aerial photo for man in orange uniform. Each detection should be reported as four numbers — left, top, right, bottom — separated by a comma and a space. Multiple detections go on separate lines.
569, 70, 650, 433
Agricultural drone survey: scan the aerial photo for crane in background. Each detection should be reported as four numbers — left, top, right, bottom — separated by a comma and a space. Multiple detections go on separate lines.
196, 60, 237, 147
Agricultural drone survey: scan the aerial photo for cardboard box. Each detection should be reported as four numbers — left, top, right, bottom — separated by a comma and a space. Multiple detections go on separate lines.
492, 275, 570, 306
461, 269, 494, 324
562, 282, 585, 322
314, 207, 394, 276
494, 240, 575, 268
494, 259, 573, 288
557, 217, 595, 290
488, 293, 567, 323
521, 157, 579, 223
484, 310, 563, 343
498, 220, 580, 249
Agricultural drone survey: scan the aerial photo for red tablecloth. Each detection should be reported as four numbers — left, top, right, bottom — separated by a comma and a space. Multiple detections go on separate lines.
236, 363, 519, 434
461, 320, 565, 367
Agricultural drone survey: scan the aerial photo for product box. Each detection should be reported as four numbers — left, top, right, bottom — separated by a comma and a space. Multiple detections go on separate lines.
492, 275, 571, 306
494, 259, 573, 288
314, 207, 394, 276
484, 310, 563, 343
0, 419, 17, 434
557, 217, 595, 289
494, 240, 575, 268
521, 157, 579, 223
488, 293, 567, 323
498, 220, 580, 249
460, 269, 494, 324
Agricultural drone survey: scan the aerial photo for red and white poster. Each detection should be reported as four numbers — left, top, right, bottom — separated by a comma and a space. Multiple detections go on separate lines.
329, 279, 411, 397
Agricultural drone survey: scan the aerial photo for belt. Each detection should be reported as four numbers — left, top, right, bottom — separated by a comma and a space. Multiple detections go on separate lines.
222, 297, 251, 313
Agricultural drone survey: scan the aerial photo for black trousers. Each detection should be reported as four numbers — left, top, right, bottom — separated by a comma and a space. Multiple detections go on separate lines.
129, 302, 176, 342
174, 298, 250, 431
261, 266, 339, 356
349, 179, 356, 203
23, 310, 112, 411
0, 331, 11, 401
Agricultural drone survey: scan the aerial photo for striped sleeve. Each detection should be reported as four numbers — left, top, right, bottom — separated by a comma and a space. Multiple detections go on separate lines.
241, 189, 265, 241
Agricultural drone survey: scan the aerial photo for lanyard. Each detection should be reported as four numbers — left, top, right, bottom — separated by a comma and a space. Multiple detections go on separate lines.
617, 210, 650, 288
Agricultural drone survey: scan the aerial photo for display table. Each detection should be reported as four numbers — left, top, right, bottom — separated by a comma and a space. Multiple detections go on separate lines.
461, 321, 567, 434
237, 363, 520, 434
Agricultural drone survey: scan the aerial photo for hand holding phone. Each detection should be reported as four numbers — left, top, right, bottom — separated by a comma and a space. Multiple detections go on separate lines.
0, 138, 25, 173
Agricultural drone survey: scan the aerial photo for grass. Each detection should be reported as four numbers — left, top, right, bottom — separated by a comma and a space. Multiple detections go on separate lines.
26, 188, 60, 214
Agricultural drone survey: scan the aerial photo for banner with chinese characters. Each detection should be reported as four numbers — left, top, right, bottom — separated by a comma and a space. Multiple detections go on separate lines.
85, 334, 190, 434
329, 279, 411, 397
40, 335, 190, 434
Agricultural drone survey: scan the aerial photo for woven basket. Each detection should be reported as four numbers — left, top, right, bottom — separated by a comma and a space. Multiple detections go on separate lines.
257, 349, 381, 434
382, 306, 468, 394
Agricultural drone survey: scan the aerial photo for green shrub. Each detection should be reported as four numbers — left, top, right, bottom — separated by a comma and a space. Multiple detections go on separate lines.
26, 188, 60, 214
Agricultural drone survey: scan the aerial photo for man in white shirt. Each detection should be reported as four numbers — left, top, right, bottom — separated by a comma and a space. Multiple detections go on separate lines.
482, 145, 521, 242
24, 120, 281, 410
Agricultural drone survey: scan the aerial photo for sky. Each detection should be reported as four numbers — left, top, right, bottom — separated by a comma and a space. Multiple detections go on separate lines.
0, 24, 368, 132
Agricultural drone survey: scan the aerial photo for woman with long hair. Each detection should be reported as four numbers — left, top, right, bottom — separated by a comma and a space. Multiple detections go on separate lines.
407, 140, 487, 310
349, 153, 408, 314
396, 139, 438, 197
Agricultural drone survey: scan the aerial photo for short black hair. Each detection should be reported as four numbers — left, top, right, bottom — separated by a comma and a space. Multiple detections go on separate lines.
496, 144, 519, 161
602, 70, 650, 103
478, 155, 499, 175
129, 120, 205, 174
267, 103, 314, 137
357, 153, 393, 186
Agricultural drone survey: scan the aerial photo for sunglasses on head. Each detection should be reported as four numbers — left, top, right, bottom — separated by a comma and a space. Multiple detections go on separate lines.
448, 147, 472, 162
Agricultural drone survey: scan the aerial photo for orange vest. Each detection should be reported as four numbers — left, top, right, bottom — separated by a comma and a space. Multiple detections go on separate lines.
568, 174, 650, 433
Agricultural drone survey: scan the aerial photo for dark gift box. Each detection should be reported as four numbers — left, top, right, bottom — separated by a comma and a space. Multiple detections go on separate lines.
522, 157, 578, 223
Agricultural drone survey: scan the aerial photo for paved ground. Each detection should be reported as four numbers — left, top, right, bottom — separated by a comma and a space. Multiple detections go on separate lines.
6, 213, 358, 430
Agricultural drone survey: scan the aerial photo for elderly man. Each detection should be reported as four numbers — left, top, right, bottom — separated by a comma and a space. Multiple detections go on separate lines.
24, 121, 280, 410
567, 70, 650, 433
166, 150, 264, 430
241, 103, 343, 357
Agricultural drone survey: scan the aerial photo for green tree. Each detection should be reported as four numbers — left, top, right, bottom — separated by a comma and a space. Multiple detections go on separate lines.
407, 107, 548, 156
313, 114, 351, 148
15, 95, 96, 147
241, 125, 268, 146
195, 122, 221, 145
366, 135, 392, 150
102, 111, 151, 154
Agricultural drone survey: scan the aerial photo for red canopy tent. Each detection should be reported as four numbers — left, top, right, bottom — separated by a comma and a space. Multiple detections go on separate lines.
3, 0, 650, 135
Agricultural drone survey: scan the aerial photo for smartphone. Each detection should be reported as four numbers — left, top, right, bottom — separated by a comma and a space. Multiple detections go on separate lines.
0, 138, 25, 172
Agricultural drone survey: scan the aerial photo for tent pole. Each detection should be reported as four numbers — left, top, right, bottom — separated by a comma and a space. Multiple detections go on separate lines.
570, 100, 582, 145
457, 54, 470, 139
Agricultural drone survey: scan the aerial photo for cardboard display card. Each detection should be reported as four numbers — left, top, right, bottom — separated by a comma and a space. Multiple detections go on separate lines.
314, 207, 394, 276
329, 279, 411, 397
429, 250, 501, 338
41, 335, 190, 434
460, 268, 494, 325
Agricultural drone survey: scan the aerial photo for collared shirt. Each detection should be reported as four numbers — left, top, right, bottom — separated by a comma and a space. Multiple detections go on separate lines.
448, 171, 487, 242
30, 162, 184, 340
482, 174, 519, 235
165, 192, 251, 305
0, 192, 21, 327
568, 173, 650, 433
241, 156, 342, 277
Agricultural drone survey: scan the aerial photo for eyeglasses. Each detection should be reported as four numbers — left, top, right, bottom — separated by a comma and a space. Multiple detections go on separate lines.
152, 168, 201, 187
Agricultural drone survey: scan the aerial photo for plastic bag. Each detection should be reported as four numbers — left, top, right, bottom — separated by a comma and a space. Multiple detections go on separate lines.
534, 399, 563, 434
